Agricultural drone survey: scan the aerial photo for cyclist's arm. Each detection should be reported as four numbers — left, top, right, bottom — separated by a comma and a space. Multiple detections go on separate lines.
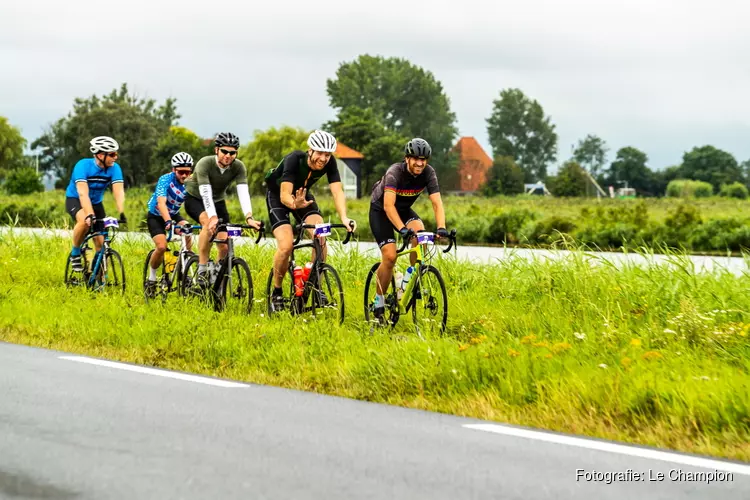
75, 182, 95, 216
154, 175, 171, 222
429, 192, 446, 229
383, 190, 405, 230
329, 181, 348, 220
196, 166, 217, 219
110, 164, 125, 214
280, 182, 296, 209
236, 183, 253, 219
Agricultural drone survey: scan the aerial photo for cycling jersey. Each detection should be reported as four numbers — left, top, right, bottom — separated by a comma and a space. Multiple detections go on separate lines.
184, 156, 248, 201
147, 172, 186, 217
264, 150, 341, 194
64, 158, 124, 205
370, 162, 440, 211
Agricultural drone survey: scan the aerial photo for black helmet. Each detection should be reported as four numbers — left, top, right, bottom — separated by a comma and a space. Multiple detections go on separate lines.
215, 132, 240, 148
404, 138, 432, 159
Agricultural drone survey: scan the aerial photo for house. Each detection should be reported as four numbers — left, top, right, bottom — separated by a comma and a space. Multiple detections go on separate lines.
333, 143, 364, 198
451, 137, 493, 192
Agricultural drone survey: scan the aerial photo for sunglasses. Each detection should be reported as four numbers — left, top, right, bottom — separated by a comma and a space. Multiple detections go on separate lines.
219, 148, 238, 156
103, 152, 118, 158
175, 169, 191, 175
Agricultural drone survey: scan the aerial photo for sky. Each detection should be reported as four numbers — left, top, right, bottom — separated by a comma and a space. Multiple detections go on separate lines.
2, 0, 750, 174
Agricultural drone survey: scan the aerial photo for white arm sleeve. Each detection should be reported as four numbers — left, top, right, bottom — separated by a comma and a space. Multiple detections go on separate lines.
199, 184, 217, 219
237, 183, 253, 217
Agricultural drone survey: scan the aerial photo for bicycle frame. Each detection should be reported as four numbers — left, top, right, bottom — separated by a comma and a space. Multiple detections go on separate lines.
208, 219, 264, 292
83, 219, 119, 288
392, 230, 456, 314
161, 223, 202, 289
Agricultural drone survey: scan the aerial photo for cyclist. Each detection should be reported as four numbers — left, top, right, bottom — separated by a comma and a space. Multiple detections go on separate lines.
144, 152, 194, 295
368, 137, 449, 322
183, 132, 261, 285
264, 129, 356, 312
65, 136, 127, 272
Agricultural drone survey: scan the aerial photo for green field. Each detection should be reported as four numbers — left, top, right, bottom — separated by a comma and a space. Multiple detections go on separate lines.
5, 188, 750, 254
1, 228, 748, 462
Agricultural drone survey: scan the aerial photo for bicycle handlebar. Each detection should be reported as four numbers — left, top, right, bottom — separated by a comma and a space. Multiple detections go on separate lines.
293, 221, 355, 246
396, 229, 458, 254
210, 219, 266, 245
166, 223, 202, 243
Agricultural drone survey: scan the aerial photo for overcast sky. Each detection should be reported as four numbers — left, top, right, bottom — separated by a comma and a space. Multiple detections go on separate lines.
2, 0, 749, 173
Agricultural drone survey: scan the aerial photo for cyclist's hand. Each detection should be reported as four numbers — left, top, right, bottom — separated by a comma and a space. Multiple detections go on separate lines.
399, 226, 412, 240
293, 188, 313, 209
437, 227, 449, 239
208, 216, 219, 234
84, 214, 95, 227
118, 212, 127, 224
343, 217, 356, 232
245, 216, 262, 231
165, 220, 174, 232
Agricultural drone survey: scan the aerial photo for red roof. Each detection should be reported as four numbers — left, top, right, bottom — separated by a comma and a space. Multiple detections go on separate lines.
452, 137, 493, 191
335, 143, 364, 159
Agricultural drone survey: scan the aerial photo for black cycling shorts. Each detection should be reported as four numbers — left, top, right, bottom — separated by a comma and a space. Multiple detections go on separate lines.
65, 197, 106, 232
184, 194, 230, 225
146, 212, 185, 238
369, 207, 421, 248
265, 189, 322, 231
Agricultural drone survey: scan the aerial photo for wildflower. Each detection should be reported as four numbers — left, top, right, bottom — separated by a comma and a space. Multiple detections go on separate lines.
521, 335, 536, 344
470, 335, 487, 345
544, 353, 553, 359
641, 351, 663, 361
552, 342, 572, 353
458, 344, 470, 352
663, 328, 676, 334
532, 341, 549, 348
630, 339, 642, 347
574, 332, 586, 340
621, 357, 632, 368
508, 349, 521, 357
598, 363, 608, 369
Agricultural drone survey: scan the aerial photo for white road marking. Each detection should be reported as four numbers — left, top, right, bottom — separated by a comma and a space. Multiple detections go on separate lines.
59, 356, 249, 388
463, 423, 750, 475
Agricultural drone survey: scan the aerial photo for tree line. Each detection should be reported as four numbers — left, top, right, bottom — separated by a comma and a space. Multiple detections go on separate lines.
1, 54, 749, 198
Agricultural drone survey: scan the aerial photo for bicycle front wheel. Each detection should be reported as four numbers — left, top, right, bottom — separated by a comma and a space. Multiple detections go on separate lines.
217, 257, 254, 314
102, 249, 126, 295
311, 263, 345, 324
411, 265, 448, 335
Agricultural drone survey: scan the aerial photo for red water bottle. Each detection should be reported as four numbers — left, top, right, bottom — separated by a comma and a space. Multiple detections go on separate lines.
293, 266, 304, 296
301, 262, 313, 282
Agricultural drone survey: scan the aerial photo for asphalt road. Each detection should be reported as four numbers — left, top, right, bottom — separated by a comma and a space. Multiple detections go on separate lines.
1, 341, 748, 499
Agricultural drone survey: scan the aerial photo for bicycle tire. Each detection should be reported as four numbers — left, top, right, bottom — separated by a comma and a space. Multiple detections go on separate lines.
311, 263, 345, 324
411, 264, 448, 335
265, 266, 295, 317
216, 257, 254, 314
363, 262, 398, 328
103, 249, 126, 295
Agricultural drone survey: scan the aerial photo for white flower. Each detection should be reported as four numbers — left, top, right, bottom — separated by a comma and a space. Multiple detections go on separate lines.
598, 363, 608, 369
663, 328, 676, 334
574, 332, 586, 340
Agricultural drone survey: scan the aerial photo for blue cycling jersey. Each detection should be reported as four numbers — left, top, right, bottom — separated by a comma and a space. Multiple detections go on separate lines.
64, 158, 124, 205
147, 172, 186, 217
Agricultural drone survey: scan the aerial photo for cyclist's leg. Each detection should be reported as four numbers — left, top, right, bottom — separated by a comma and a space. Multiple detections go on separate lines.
370, 207, 398, 298
91, 203, 106, 253
184, 194, 211, 268
268, 190, 294, 291
214, 200, 230, 262
404, 209, 424, 267
66, 197, 88, 271
301, 204, 325, 262
147, 214, 168, 281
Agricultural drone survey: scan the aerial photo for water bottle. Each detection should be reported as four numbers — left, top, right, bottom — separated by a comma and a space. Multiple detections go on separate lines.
164, 251, 178, 274
293, 266, 305, 296
401, 267, 414, 294
302, 262, 313, 282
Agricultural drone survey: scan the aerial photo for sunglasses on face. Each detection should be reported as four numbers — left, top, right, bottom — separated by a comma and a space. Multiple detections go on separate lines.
219, 148, 238, 156
103, 152, 118, 159
175, 169, 191, 176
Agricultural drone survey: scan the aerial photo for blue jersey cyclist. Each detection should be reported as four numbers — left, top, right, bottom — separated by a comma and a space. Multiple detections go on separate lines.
64, 136, 127, 272
144, 152, 194, 291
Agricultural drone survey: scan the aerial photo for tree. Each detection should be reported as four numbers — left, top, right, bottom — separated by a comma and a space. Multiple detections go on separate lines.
677, 145, 742, 193
482, 156, 525, 196
549, 161, 588, 197
31, 83, 179, 186
603, 147, 654, 195
0, 116, 27, 181
325, 54, 459, 184
486, 88, 558, 182
323, 107, 409, 194
573, 134, 608, 177
150, 126, 212, 181
237, 126, 309, 194
4, 167, 43, 195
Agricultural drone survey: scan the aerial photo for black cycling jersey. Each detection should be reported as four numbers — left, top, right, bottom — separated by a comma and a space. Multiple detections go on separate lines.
264, 150, 341, 194
370, 162, 440, 211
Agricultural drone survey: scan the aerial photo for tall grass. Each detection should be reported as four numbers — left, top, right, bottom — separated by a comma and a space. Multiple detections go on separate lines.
0, 229, 749, 461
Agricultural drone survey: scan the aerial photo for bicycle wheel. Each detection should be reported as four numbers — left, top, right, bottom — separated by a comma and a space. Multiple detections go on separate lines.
310, 263, 345, 324
100, 249, 126, 294
411, 264, 448, 336
216, 257, 254, 314
181, 255, 209, 302
64, 248, 89, 288
142, 250, 172, 303
265, 266, 295, 317
363, 262, 399, 328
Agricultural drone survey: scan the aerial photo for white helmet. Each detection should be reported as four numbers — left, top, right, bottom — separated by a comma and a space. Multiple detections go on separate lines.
307, 130, 337, 153
171, 152, 194, 168
89, 136, 119, 154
